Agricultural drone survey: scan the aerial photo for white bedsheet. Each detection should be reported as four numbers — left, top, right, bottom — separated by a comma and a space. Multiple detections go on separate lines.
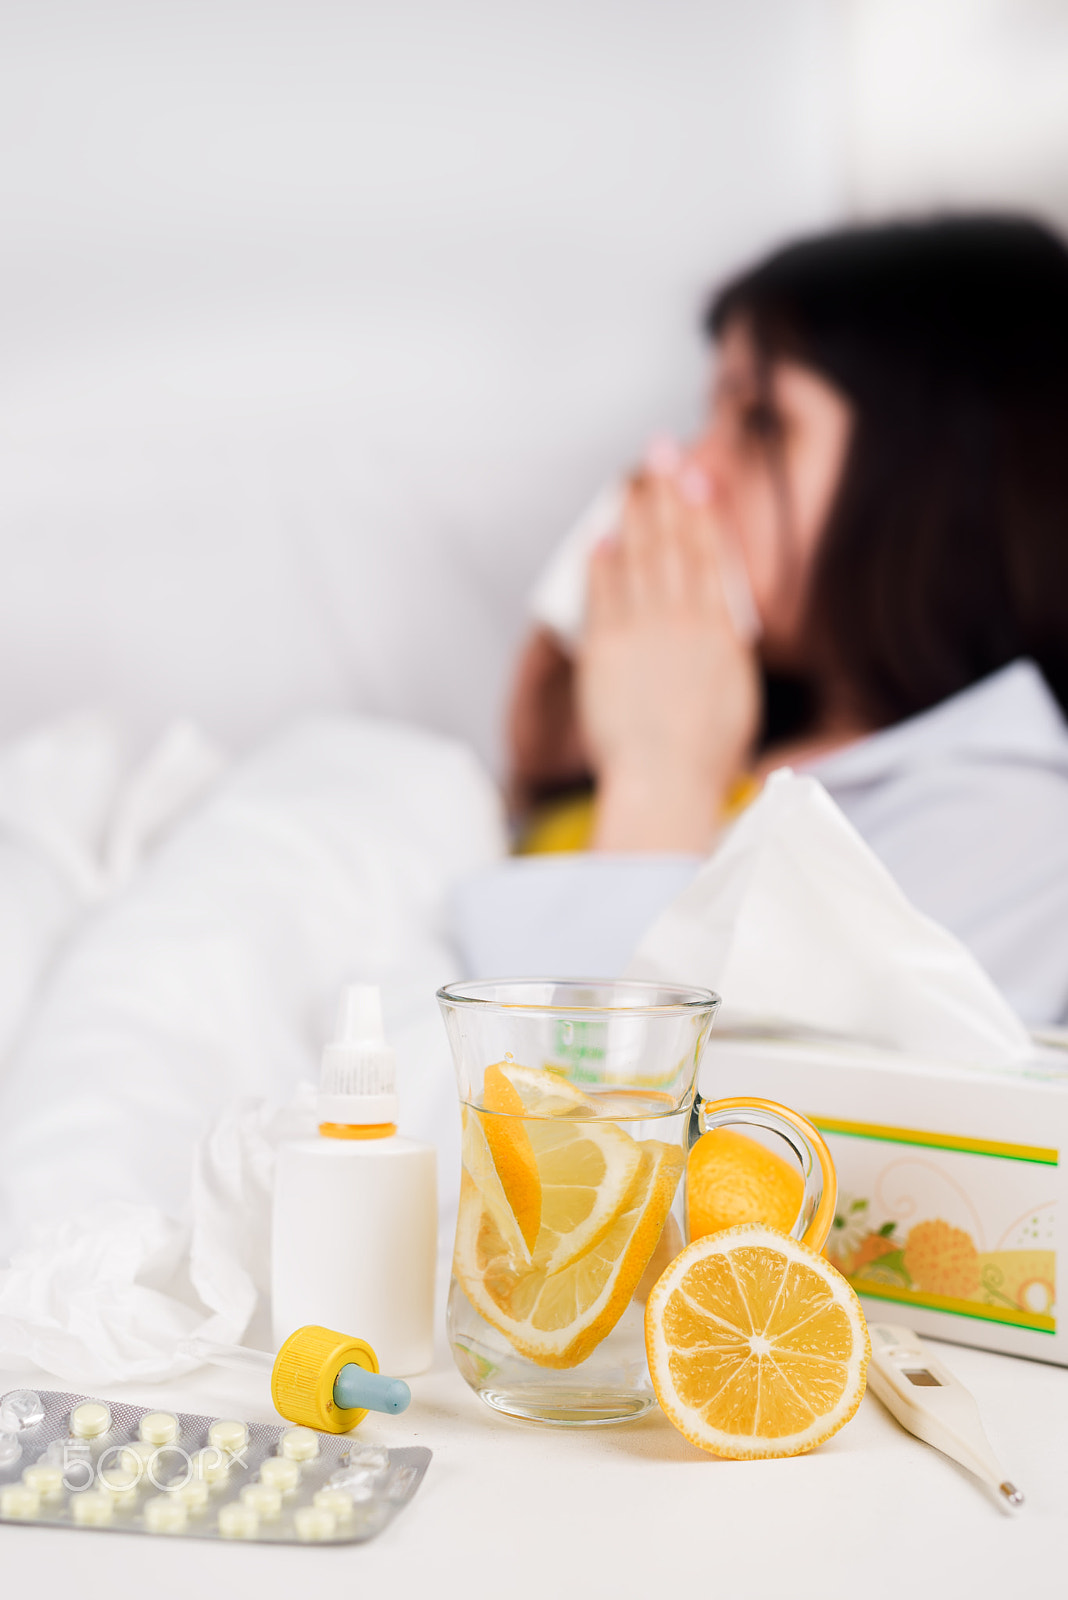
0, 714, 506, 1257
0, 714, 225, 1067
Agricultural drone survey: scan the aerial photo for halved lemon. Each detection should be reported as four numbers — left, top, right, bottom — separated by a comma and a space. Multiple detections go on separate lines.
455, 1138, 684, 1368
645, 1224, 870, 1458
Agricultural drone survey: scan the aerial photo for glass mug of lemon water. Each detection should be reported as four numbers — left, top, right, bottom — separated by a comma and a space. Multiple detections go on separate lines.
437, 979, 836, 1426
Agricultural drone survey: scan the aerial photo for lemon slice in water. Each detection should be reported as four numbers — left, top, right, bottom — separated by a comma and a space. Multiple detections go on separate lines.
456, 1138, 683, 1369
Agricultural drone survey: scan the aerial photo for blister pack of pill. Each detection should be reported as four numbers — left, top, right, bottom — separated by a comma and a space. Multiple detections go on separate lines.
0, 1387, 430, 1544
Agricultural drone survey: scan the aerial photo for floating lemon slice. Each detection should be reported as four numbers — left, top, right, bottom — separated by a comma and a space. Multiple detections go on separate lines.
472, 1062, 644, 1273
493, 1062, 594, 1116
461, 1108, 532, 1265
480, 1063, 543, 1253
526, 1116, 644, 1274
455, 1139, 684, 1368
645, 1223, 871, 1459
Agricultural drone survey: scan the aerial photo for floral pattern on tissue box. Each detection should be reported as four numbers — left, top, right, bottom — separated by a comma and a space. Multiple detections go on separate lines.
819, 1123, 1055, 1332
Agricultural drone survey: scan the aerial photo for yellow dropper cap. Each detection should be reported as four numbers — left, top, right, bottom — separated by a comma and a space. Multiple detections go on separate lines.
270, 1325, 379, 1433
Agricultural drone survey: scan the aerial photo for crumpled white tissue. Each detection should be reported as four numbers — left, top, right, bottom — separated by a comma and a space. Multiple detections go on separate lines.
627, 769, 1033, 1068
0, 1086, 316, 1386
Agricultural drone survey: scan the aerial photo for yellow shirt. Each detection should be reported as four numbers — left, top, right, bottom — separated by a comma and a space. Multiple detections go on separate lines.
518, 775, 760, 855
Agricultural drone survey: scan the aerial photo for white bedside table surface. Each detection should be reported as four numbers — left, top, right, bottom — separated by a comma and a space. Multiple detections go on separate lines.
0, 1331, 1062, 1600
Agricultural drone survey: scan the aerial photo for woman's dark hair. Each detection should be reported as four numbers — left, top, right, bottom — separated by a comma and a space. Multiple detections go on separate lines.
707, 215, 1068, 731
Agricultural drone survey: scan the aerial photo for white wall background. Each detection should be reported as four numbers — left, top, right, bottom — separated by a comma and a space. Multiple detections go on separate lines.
844, 0, 1068, 228
0, 1, 1064, 769
0, 1, 845, 765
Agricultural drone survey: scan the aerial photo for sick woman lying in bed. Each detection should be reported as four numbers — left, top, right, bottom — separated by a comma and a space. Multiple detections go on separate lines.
1, 215, 1067, 1254
477, 216, 1068, 1024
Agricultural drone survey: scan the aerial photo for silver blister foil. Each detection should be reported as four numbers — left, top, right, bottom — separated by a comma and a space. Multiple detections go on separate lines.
0, 1388, 430, 1545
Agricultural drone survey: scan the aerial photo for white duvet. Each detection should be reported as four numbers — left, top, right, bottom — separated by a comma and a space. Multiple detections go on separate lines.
0, 699, 1054, 1383
0, 713, 506, 1259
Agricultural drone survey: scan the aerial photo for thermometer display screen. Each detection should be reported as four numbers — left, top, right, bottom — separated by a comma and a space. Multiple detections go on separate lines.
903, 1368, 941, 1386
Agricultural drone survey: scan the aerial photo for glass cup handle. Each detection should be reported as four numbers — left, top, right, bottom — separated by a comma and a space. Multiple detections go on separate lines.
696, 1095, 838, 1252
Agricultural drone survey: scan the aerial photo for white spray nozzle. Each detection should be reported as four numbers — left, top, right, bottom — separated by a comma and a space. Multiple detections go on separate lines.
336, 984, 385, 1048
317, 984, 398, 1128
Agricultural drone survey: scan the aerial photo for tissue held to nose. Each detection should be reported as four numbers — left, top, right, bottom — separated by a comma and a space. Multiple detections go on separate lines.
528, 461, 762, 653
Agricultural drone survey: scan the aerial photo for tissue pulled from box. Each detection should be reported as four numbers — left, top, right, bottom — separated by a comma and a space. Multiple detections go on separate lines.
627, 769, 1033, 1069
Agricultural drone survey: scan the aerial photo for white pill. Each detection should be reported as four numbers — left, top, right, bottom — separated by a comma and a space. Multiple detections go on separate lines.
140, 1411, 180, 1447
0, 1389, 45, 1431
258, 1455, 300, 1493
55, 1440, 94, 1492
240, 1482, 282, 1519
120, 1439, 155, 1471
72, 1489, 114, 1526
22, 1463, 65, 1502
98, 1471, 139, 1511
279, 1426, 319, 1462
174, 1478, 211, 1514
70, 1402, 111, 1439
144, 1447, 189, 1491
1, 1483, 40, 1519
208, 1419, 248, 1456
313, 1487, 354, 1519
218, 1500, 258, 1539
144, 1493, 188, 1534
101, 1452, 142, 1492
191, 1446, 230, 1485
294, 1504, 337, 1542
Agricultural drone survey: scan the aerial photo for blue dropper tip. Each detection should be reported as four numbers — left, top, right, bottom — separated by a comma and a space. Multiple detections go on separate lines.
333, 1363, 411, 1415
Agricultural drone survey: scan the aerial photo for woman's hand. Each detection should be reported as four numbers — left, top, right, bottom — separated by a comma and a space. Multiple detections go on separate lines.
578, 462, 760, 852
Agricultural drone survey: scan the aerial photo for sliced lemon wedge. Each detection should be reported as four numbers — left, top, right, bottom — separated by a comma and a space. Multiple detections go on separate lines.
494, 1062, 595, 1115
455, 1137, 683, 1369
461, 1107, 532, 1265
526, 1116, 644, 1273
480, 1063, 543, 1253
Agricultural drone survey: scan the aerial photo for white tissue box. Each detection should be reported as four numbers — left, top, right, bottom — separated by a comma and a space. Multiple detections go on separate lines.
705, 1033, 1065, 1366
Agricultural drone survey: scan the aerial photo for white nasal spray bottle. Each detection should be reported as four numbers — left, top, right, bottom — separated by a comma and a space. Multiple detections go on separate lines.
271, 985, 437, 1376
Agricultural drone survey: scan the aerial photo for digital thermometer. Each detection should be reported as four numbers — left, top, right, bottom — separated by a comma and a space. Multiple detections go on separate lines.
867, 1323, 1023, 1511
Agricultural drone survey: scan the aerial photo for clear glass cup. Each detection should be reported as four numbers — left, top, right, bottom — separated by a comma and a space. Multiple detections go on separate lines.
438, 979, 836, 1426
